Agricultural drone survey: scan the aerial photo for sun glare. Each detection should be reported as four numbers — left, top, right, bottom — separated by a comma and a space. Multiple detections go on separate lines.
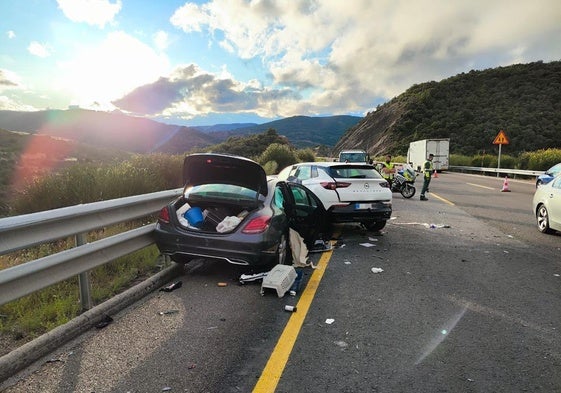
57, 31, 169, 110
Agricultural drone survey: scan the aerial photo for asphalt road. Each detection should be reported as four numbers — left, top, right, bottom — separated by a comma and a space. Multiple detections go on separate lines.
2, 172, 560, 393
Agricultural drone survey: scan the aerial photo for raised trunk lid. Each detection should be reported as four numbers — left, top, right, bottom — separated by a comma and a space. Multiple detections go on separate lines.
182, 153, 268, 196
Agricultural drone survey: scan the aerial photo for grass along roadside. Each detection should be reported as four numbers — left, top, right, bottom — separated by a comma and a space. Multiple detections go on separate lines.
0, 224, 164, 357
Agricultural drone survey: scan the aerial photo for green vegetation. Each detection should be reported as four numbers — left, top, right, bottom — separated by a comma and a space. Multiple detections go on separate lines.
449, 148, 561, 170
337, 60, 561, 157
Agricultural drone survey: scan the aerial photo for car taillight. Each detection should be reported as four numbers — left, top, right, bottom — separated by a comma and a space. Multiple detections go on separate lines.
380, 181, 390, 188
242, 215, 271, 234
320, 181, 351, 190
158, 206, 171, 223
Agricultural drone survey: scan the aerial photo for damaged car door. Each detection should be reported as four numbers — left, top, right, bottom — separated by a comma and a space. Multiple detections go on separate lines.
278, 181, 329, 249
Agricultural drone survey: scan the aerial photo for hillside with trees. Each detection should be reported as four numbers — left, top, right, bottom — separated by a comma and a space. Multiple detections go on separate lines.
335, 60, 561, 157
227, 115, 361, 147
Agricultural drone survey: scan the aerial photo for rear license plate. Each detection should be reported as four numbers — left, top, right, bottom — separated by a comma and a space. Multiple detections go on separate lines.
355, 203, 373, 210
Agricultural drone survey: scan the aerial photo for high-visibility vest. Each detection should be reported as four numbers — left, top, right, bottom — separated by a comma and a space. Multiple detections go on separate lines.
423, 160, 434, 178
382, 162, 395, 179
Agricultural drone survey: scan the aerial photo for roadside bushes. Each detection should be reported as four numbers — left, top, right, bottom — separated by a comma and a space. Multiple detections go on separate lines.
11, 154, 183, 215
451, 149, 561, 170
518, 149, 561, 170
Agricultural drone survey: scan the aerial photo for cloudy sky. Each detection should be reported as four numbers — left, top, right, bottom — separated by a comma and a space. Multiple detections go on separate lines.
1, 0, 560, 126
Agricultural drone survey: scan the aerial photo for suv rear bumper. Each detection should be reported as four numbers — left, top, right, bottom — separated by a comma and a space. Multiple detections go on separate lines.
329, 201, 392, 223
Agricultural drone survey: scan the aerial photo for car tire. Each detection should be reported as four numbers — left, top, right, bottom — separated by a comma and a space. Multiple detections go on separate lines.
277, 232, 293, 265
536, 204, 554, 234
363, 221, 386, 231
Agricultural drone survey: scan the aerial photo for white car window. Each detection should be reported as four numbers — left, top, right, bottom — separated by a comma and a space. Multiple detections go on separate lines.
295, 165, 312, 180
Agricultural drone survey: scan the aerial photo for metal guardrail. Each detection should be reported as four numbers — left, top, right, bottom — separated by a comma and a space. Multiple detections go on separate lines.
448, 166, 544, 178
0, 188, 182, 307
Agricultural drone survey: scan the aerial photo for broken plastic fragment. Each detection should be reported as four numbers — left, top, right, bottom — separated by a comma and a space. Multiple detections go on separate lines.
160, 281, 183, 292
239, 272, 268, 284
158, 310, 179, 315
325, 318, 335, 324
359, 243, 376, 247
371, 267, 384, 273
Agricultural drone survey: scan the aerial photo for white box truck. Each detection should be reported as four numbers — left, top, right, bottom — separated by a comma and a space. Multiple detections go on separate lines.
407, 138, 450, 172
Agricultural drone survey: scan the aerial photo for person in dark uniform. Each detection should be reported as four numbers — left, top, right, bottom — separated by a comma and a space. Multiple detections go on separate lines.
420, 153, 434, 201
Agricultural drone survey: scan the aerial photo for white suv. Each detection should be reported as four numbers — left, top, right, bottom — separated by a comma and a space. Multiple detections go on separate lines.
278, 162, 392, 231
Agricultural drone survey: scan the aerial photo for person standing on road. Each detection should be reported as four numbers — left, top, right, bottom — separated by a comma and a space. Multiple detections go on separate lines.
420, 153, 434, 201
381, 154, 396, 187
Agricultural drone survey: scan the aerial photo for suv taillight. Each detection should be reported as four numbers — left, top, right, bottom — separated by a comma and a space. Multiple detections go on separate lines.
242, 215, 271, 234
158, 206, 171, 223
320, 181, 351, 190
380, 181, 390, 188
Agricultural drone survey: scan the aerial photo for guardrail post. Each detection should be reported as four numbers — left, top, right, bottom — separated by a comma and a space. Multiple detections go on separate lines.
76, 233, 92, 312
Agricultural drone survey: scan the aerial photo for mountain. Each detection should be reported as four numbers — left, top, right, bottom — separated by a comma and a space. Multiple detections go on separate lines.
334, 60, 561, 157
193, 123, 257, 132
0, 108, 219, 154
0, 110, 359, 153
228, 115, 361, 148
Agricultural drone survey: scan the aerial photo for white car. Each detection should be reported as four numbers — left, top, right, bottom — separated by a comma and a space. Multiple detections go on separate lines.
278, 162, 392, 231
532, 173, 561, 233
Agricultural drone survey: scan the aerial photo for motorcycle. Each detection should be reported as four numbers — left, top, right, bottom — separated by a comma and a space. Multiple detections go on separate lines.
390, 166, 417, 198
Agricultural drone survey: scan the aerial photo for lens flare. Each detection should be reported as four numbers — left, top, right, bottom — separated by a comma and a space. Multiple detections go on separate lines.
415, 307, 467, 365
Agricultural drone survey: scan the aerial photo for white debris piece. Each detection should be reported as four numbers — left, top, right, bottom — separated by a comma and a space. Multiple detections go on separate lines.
360, 243, 376, 247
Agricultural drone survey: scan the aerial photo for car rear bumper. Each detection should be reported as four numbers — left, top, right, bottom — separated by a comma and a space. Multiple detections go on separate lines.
154, 225, 280, 266
329, 201, 392, 223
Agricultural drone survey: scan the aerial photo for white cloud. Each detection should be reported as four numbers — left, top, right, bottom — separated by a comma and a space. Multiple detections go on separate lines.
56, 31, 169, 109
7, 30, 15, 39
56, 0, 122, 28
169, 0, 561, 117
0, 95, 37, 111
28, 42, 51, 58
153, 31, 170, 50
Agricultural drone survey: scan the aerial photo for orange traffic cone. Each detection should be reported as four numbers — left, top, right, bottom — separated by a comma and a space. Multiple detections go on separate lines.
433, 170, 438, 178
501, 176, 511, 192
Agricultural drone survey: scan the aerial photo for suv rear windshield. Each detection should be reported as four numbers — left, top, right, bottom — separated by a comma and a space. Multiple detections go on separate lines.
326, 165, 383, 179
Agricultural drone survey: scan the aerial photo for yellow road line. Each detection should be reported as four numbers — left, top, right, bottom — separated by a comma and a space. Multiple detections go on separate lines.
431, 192, 455, 206
252, 247, 334, 393
466, 182, 495, 190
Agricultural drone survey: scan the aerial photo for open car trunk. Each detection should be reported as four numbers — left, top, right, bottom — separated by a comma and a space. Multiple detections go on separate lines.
173, 198, 254, 233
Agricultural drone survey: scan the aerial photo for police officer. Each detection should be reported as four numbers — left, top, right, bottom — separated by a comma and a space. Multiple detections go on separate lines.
381, 154, 396, 187
420, 153, 434, 201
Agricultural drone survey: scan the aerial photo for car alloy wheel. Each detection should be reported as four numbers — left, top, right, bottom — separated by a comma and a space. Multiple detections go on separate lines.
277, 233, 289, 265
537, 205, 553, 234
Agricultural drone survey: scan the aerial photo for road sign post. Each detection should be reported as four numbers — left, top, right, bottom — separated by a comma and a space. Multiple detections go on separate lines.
493, 130, 509, 177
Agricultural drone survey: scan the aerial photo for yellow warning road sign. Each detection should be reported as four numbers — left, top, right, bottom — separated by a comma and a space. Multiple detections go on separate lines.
493, 130, 509, 145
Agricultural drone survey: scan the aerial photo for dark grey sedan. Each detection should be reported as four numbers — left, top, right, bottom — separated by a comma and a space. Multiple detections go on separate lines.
154, 153, 329, 267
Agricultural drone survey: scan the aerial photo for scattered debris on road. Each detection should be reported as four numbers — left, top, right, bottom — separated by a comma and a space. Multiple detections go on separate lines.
160, 281, 183, 292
